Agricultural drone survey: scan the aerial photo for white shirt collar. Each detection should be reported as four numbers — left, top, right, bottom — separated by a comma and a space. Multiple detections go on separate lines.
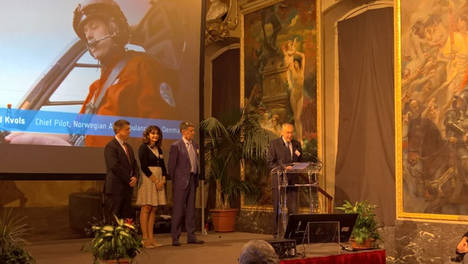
281, 136, 291, 146
182, 136, 192, 146
115, 135, 126, 148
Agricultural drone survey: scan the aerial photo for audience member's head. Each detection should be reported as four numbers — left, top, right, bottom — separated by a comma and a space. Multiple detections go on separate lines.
239, 240, 279, 264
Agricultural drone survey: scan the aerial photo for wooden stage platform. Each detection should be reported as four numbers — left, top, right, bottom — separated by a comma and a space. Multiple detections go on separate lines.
27, 232, 386, 264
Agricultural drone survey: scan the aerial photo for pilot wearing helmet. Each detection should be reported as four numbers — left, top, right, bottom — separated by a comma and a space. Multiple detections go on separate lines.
71, 0, 177, 146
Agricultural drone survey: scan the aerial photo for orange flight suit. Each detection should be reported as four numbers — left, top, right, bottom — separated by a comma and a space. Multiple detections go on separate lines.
79, 51, 178, 147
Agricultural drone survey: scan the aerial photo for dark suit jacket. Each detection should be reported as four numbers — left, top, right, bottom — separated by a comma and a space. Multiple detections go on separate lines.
168, 139, 200, 190
104, 138, 139, 195
267, 137, 302, 170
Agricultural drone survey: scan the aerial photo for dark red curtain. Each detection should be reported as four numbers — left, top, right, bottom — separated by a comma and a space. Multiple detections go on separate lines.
211, 48, 240, 119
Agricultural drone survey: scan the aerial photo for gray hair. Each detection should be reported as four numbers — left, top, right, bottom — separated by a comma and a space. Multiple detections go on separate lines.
179, 120, 195, 133
239, 240, 279, 264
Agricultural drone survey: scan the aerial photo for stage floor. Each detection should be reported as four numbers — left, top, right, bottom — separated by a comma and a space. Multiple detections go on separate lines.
26, 232, 377, 264
27, 232, 271, 264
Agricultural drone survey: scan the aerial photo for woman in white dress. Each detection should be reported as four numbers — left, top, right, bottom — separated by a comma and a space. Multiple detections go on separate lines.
136, 125, 167, 248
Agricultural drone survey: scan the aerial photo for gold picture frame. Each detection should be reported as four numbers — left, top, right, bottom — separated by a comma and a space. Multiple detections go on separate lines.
395, 0, 468, 222
239, 0, 322, 212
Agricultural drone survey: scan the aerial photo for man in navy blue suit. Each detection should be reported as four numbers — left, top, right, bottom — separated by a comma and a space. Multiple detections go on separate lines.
103, 119, 139, 220
267, 123, 302, 235
168, 121, 204, 246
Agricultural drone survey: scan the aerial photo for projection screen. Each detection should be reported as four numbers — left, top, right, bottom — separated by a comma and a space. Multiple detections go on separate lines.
0, 0, 202, 177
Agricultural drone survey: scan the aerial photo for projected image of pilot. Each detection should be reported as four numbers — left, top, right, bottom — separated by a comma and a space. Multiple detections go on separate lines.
1, 0, 200, 148
70, 0, 178, 146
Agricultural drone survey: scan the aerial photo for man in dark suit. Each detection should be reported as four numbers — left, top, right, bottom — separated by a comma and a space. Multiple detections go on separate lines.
168, 121, 204, 246
267, 123, 302, 235
103, 119, 139, 221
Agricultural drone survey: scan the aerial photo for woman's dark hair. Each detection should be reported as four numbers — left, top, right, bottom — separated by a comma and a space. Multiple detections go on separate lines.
142, 125, 162, 147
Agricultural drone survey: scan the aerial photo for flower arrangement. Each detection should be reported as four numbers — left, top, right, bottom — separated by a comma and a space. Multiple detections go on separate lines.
336, 200, 381, 247
83, 216, 142, 264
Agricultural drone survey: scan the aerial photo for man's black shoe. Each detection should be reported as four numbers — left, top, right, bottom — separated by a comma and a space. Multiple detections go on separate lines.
187, 240, 204, 244
172, 241, 181, 246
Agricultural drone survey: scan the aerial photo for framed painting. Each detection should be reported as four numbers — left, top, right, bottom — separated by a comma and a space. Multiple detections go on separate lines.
240, 0, 321, 211
396, 0, 468, 221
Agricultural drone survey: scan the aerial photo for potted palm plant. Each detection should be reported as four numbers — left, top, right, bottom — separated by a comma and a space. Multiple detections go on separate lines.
201, 107, 271, 232
336, 200, 381, 249
83, 216, 142, 264
0, 209, 34, 264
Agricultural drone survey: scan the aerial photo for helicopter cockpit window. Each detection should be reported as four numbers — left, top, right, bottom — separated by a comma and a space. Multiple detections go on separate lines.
41, 45, 144, 114
42, 51, 100, 113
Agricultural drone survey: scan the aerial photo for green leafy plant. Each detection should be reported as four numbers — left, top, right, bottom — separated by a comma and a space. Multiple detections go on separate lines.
336, 200, 381, 244
83, 216, 142, 264
0, 209, 34, 264
201, 107, 272, 209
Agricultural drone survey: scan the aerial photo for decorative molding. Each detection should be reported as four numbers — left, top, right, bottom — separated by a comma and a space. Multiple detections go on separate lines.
209, 43, 241, 62
205, 0, 239, 44
340, 0, 393, 21
240, 0, 285, 15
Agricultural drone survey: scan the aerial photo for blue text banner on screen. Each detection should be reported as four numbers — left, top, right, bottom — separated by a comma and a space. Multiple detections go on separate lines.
0, 108, 181, 139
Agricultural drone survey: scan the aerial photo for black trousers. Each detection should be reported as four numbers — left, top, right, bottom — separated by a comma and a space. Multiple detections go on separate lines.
105, 191, 133, 221
272, 172, 298, 234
